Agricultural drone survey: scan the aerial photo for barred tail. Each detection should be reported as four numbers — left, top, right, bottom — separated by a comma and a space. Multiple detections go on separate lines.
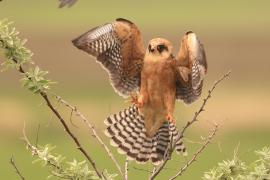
104, 105, 187, 165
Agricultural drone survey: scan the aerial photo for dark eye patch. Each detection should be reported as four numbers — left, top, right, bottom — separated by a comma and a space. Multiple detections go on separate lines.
157, 44, 168, 53
148, 44, 152, 52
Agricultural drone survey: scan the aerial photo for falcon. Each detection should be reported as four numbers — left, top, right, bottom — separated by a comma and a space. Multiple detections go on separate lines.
72, 18, 207, 164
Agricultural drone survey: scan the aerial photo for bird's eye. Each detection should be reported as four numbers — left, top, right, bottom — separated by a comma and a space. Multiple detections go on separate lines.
157, 44, 167, 53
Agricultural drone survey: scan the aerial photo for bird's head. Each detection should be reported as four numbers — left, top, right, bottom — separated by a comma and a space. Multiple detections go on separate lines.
147, 38, 173, 59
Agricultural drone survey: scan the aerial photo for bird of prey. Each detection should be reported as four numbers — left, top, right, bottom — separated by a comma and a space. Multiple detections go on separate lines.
72, 18, 207, 164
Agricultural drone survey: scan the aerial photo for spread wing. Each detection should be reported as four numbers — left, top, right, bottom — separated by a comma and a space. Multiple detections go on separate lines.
72, 18, 145, 98
175, 31, 207, 104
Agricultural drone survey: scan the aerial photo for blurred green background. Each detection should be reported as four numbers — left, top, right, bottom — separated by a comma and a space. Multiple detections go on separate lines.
1, 0, 270, 179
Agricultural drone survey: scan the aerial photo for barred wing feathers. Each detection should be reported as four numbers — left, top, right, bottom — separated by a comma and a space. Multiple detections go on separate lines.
72, 18, 145, 98
175, 31, 207, 104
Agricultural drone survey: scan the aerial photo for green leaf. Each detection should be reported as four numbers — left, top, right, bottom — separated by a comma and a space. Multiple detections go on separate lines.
203, 147, 270, 180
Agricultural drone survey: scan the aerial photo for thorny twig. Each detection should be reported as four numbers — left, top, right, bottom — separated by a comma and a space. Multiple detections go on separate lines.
53, 95, 124, 178
169, 124, 218, 180
150, 71, 231, 179
178, 71, 230, 140
43, 93, 105, 179
22, 122, 61, 170
23, 123, 60, 169
10, 156, 25, 180
7, 58, 104, 179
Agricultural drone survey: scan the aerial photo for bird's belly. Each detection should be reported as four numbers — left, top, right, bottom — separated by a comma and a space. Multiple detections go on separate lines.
147, 77, 165, 109
146, 67, 174, 106
142, 74, 169, 120
140, 75, 169, 137
140, 62, 175, 137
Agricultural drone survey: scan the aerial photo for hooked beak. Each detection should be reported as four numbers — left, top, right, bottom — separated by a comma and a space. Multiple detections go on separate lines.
148, 45, 154, 53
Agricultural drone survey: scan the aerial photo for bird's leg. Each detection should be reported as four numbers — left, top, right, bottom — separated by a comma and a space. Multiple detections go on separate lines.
130, 93, 138, 103
166, 114, 176, 124
136, 95, 145, 108
130, 93, 144, 108
164, 89, 176, 124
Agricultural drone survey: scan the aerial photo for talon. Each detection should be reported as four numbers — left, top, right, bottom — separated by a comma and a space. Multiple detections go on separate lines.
166, 114, 176, 124
130, 94, 143, 108
130, 94, 138, 104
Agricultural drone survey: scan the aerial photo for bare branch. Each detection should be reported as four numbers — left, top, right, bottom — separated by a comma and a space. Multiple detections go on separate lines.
150, 155, 168, 180
41, 92, 104, 179
151, 166, 156, 174
169, 124, 218, 180
22, 122, 61, 170
53, 95, 124, 178
69, 108, 79, 128
185, 138, 205, 145
35, 124, 40, 147
12, 63, 104, 179
150, 71, 231, 180
10, 156, 25, 180
125, 159, 128, 180
178, 71, 231, 138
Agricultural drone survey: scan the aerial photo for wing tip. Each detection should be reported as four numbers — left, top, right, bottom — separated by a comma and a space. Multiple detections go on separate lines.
71, 36, 82, 49
116, 18, 134, 25
185, 30, 194, 35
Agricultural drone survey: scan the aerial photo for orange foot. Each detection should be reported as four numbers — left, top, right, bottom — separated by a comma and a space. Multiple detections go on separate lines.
130, 94, 143, 108
166, 114, 176, 124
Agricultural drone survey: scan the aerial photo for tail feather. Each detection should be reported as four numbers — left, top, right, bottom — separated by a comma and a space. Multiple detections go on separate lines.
136, 132, 152, 163
104, 105, 187, 164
